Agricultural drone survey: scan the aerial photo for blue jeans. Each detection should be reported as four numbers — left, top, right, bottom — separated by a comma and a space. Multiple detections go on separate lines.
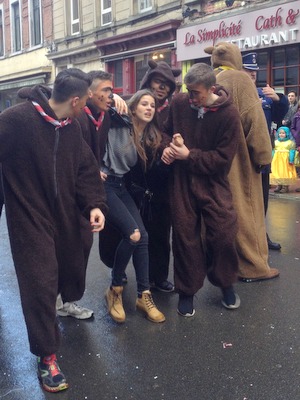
104, 176, 149, 294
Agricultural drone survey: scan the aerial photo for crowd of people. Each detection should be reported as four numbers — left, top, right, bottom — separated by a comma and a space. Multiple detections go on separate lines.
0, 44, 299, 393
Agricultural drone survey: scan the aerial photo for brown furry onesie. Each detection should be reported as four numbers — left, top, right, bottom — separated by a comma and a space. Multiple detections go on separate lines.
164, 87, 241, 295
204, 42, 275, 279
0, 85, 107, 356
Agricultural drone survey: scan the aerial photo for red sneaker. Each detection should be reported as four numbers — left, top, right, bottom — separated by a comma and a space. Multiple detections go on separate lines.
37, 354, 69, 392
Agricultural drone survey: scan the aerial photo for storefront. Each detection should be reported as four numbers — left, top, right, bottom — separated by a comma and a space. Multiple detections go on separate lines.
177, 0, 300, 94
95, 20, 182, 97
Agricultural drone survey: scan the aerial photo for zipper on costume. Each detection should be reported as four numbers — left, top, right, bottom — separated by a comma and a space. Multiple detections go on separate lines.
53, 129, 60, 198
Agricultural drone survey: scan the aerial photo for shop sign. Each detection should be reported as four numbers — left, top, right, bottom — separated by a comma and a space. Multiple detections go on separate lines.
177, 1, 300, 61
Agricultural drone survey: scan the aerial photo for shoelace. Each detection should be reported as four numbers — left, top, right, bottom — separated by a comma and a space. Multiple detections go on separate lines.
70, 303, 86, 312
112, 290, 122, 305
144, 293, 155, 309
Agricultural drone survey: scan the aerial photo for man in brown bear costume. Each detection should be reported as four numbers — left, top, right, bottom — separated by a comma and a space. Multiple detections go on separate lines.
204, 42, 279, 282
0, 68, 107, 392
161, 63, 241, 316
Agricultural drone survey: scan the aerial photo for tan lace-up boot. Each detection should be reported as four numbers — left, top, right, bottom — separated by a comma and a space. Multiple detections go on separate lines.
136, 290, 165, 323
105, 286, 126, 323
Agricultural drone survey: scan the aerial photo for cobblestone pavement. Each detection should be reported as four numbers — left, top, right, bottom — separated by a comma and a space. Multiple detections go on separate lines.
0, 197, 300, 400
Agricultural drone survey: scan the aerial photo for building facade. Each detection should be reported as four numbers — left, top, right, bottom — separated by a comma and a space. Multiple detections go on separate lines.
49, 0, 300, 97
0, 0, 53, 109
0, 0, 299, 109
48, 0, 183, 96
177, 0, 300, 95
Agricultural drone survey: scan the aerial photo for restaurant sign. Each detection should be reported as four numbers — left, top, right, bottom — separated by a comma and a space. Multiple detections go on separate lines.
177, 1, 300, 61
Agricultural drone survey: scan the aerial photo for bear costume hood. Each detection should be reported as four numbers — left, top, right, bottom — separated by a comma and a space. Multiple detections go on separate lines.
204, 42, 243, 72
140, 60, 181, 97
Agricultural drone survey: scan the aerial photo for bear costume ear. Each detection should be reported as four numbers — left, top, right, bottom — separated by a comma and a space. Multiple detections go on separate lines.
204, 43, 227, 57
148, 59, 181, 78
204, 46, 214, 55
172, 68, 182, 78
148, 60, 158, 69
204, 42, 243, 71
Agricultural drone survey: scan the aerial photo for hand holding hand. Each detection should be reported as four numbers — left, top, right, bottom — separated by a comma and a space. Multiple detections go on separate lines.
169, 142, 190, 160
161, 147, 175, 165
172, 133, 184, 147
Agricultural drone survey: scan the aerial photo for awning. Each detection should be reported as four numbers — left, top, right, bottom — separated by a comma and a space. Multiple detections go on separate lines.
0, 75, 48, 91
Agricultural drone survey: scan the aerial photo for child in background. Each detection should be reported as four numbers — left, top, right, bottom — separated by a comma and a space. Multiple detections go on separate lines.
270, 126, 298, 193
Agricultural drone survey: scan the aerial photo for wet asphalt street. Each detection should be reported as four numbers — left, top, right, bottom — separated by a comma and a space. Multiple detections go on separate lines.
1, 195, 300, 400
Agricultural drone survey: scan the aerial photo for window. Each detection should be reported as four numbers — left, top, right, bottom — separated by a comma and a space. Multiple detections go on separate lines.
0, 8, 4, 57
256, 51, 268, 88
256, 46, 300, 95
30, 0, 42, 46
108, 60, 123, 95
113, 60, 122, 88
71, 0, 79, 35
136, 56, 150, 91
11, 1, 21, 52
139, 0, 152, 13
101, 0, 112, 26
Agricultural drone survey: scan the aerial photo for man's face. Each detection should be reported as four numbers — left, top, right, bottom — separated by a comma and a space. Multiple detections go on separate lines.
150, 75, 171, 102
89, 79, 114, 112
243, 68, 257, 83
288, 92, 296, 105
186, 83, 215, 108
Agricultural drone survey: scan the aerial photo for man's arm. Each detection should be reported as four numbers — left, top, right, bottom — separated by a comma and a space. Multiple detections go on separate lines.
262, 85, 289, 126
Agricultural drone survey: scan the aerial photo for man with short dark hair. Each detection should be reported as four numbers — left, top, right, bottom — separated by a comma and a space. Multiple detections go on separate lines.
75, 70, 128, 279
55, 71, 118, 319
76, 70, 115, 166
283, 90, 298, 128
0, 68, 107, 392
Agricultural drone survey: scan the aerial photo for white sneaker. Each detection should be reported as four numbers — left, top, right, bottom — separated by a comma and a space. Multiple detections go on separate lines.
56, 295, 93, 319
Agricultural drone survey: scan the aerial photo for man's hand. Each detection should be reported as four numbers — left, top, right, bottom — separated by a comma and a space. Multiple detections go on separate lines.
100, 171, 107, 181
113, 94, 128, 114
262, 84, 280, 102
161, 142, 190, 164
161, 147, 175, 165
90, 208, 105, 232
168, 142, 190, 160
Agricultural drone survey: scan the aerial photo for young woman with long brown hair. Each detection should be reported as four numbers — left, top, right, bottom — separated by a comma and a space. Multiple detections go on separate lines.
101, 89, 165, 324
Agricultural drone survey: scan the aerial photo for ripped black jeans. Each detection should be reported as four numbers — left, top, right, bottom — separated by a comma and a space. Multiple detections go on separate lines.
104, 177, 149, 294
